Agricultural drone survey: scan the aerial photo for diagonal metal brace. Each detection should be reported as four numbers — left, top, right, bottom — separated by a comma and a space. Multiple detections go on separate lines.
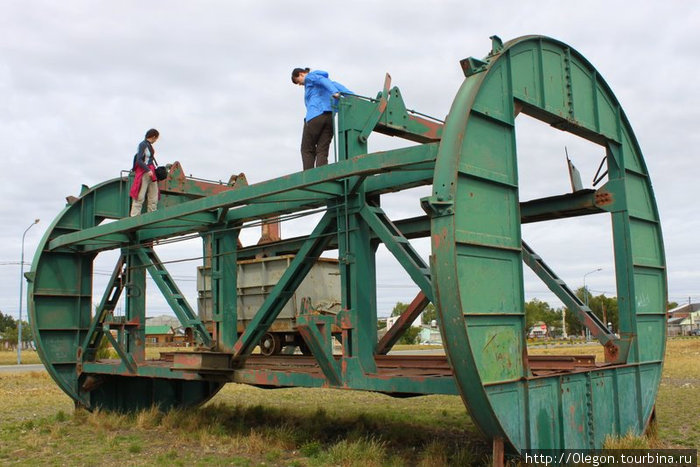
232, 210, 337, 362
376, 291, 429, 355
522, 241, 629, 363
359, 205, 433, 302
102, 326, 137, 374
79, 252, 127, 362
296, 313, 341, 386
135, 247, 213, 347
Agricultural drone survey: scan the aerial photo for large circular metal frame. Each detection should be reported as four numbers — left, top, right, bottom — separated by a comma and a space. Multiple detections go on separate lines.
432, 36, 666, 450
28, 179, 223, 411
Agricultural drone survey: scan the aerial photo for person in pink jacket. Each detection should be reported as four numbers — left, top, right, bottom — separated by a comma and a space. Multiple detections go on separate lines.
129, 128, 160, 216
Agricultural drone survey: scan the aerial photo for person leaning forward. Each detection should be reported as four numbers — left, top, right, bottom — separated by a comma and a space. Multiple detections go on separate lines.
291, 67, 352, 170
129, 128, 160, 216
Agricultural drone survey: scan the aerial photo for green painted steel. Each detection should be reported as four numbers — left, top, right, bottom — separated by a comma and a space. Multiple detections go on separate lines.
429, 36, 666, 451
27, 35, 666, 452
27, 178, 223, 410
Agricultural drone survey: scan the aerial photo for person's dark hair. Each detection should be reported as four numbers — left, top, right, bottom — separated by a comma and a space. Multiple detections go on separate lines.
291, 67, 310, 83
145, 128, 159, 140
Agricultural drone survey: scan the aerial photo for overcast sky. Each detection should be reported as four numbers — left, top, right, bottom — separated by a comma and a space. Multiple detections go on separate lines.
1, 1, 698, 322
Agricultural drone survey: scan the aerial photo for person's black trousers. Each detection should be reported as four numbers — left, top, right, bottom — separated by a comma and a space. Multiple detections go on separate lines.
301, 112, 333, 170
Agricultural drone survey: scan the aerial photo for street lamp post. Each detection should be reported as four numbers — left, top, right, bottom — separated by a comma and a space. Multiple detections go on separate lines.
17, 219, 40, 365
583, 268, 602, 307
582, 268, 602, 341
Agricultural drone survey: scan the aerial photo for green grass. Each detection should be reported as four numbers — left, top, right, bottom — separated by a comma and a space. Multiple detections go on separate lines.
0, 338, 697, 465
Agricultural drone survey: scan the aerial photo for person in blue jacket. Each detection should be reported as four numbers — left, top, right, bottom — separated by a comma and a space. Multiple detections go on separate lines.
291, 67, 351, 170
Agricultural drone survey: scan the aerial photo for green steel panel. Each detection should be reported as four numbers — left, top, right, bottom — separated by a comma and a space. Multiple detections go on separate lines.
454, 177, 519, 248
570, 61, 596, 129
639, 365, 662, 424
596, 86, 619, 140
458, 247, 523, 314
459, 115, 516, 184
636, 315, 666, 362
615, 368, 642, 434
629, 219, 663, 267
53, 363, 81, 395
510, 47, 540, 106
87, 376, 221, 412
633, 267, 666, 315
472, 61, 512, 122
39, 331, 78, 363
626, 173, 656, 221
33, 253, 86, 295
561, 375, 591, 449
622, 129, 645, 174
93, 180, 129, 218
467, 320, 523, 383
591, 372, 617, 447
541, 47, 567, 116
56, 209, 82, 231
528, 380, 560, 449
487, 385, 525, 450
33, 296, 90, 329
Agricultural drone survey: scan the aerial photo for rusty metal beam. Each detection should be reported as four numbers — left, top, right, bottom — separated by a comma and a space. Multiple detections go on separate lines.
376, 292, 430, 355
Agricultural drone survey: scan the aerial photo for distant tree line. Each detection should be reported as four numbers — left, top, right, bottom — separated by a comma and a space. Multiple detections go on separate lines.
526, 288, 677, 337
382, 290, 678, 342
0, 310, 33, 349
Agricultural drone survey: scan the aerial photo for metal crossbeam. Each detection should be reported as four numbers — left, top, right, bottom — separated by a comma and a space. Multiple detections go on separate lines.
48, 145, 438, 251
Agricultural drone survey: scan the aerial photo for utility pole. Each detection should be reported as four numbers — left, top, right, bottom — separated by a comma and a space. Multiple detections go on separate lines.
562, 308, 567, 339
18, 218, 40, 364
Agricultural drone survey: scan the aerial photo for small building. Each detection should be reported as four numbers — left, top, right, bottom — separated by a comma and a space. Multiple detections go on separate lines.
146, 315, 181, 328
419, 325, 442, 345
667, 303, 700, 336
145, 325, 174, 345
172, 327, 195, 346
528, 321, 549, 338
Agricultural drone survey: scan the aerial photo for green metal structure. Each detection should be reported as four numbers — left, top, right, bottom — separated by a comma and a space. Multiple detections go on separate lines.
28, 35, 666, 453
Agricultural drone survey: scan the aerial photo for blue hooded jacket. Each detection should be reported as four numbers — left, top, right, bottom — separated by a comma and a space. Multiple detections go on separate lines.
303, 70, 352, 122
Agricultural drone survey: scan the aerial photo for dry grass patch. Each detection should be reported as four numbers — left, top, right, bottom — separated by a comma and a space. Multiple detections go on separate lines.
0, 338, 696, 465
0, 349, 41, 365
